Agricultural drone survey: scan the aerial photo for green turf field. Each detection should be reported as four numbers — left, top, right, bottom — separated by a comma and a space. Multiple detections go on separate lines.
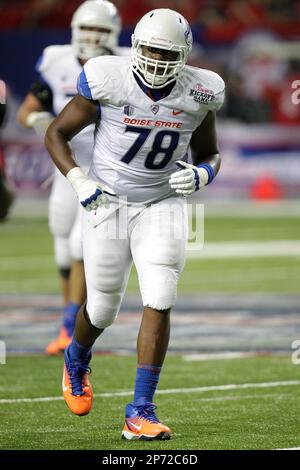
1, 215, 299, 294
1, 207, 300, 450
0, 355, 299, 450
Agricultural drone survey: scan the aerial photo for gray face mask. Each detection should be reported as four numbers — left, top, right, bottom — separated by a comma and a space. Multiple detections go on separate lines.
72, 28, 116, 60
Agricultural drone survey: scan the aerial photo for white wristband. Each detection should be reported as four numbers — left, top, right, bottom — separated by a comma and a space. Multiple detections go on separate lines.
66, 167, 88, 193
26, 112, 39, 127
26, 111, 53, 127
197, 167, 209, 186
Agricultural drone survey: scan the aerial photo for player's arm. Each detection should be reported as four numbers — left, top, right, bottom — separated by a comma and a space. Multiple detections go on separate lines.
45, 94, 115, 211
16, 79, 54, 135
45, 94, 98, 175
169, 111, 221, 195
16, 92, 45, 127
190, 110, 221, 175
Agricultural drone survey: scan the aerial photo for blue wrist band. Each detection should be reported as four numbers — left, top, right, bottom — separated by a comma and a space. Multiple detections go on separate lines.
196, 163, 215, 185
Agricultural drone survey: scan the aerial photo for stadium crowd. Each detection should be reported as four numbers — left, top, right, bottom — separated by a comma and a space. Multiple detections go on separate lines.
0, 0, 299, 36
0, 0, 299, 123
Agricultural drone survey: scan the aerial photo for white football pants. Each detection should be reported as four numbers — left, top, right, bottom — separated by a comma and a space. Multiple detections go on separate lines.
48, 168, 84, 269
82, 197, 188, 329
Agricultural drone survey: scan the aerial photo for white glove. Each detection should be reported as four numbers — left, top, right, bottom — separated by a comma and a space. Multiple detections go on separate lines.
26, 111, 54, 137
169, 160, 211, 195
67, 167, 116, 211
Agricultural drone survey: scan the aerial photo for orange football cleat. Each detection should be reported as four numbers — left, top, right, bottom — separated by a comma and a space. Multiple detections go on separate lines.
122, 399, 171, 440
62, 346, 93, 416
45, 327, 72, 356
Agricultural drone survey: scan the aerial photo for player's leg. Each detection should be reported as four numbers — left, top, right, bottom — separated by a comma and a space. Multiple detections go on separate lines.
122, 197, 188, 440
62, 205, 87, 339
46, 169, 77, 355
0, 147, 14, 220
137, 306, 170, 365
58, 265, 71, 306
63, 204, 132, 415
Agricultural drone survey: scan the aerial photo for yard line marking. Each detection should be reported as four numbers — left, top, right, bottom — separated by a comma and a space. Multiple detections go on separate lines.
1, 240, 300, 270
155, 380, 300, 395
187, 240, 300, 259
183, 352, 259, 361
0, 379, 299, 404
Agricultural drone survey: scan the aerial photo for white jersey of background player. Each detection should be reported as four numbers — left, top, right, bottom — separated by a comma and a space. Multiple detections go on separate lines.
17, 0, 129, 355
45, 8, 224, 440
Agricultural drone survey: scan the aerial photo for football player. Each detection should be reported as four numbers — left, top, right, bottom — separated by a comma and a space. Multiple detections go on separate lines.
45, 8, 224, 439
17, 0, 128, 355
0, 92, 14, 220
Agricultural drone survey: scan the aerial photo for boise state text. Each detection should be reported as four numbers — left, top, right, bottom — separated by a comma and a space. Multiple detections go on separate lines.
123, 117, 182, 128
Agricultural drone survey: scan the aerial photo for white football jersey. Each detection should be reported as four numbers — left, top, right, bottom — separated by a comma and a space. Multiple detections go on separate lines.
78, 55, 225, 203
37, 45, 131, 167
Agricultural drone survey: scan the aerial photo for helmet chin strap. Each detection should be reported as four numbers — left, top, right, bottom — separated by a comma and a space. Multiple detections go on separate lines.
144, 72, 169, 88
134, 67, 177, 90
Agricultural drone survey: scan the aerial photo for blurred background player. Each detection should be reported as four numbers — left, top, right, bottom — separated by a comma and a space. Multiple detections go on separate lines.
0, 79, 14, 220
16, 0, 127, 355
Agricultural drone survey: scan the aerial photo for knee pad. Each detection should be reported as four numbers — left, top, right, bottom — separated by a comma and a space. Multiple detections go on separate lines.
85, 253, 131, 329
53, 236, 72, 269
135, 235, 185, 310
48, 178, 77, 238
140, 266, 179, 311
86, 291, 122, 329
48, 202, 75, 238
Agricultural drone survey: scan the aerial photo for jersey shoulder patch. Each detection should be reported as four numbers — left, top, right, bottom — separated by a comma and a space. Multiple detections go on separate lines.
78, 55, 131, 105
184, 66, 225, 111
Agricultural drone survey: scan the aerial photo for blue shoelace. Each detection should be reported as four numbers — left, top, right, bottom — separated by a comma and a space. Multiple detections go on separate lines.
137, 403, 159, 423
67, 363, 91, 396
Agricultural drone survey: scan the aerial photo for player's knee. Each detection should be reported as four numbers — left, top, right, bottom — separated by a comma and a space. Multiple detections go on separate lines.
138, 239, 184, 310
59, 267, 71, 280
140, 266, 179, 310
48, 203, 73, 238
54, 236, 71, 268
87, 292, 122, 329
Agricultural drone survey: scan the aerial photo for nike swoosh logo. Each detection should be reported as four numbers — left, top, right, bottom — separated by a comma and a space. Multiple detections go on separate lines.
172, 110, 183, 116
127, 420, 142, 431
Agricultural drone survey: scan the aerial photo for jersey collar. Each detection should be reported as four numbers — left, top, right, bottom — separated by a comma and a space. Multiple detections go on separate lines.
133, 71, 176, 102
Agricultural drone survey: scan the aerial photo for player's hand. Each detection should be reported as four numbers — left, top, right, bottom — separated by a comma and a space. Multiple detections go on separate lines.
26, 111, 54, 137
67, 167, 116, 211
169, 160, 209, 196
